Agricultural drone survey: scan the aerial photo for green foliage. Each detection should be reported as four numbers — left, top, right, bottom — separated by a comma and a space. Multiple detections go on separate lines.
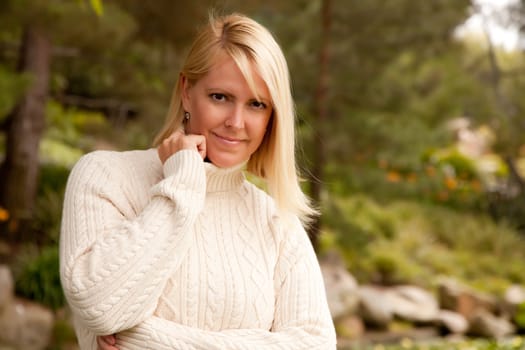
33, 187, 65, 245
516, 302, 525, 330
49, 318, 78, 350
323, 196, 525, 291
0, 67, 29, 122
42, 101, 108, 166
33, 163, 69, 245
14, 245, 64, 310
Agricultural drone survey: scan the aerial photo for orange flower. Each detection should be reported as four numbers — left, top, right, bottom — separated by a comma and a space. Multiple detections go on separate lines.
445, 177, 458, 190
0, 207, 9, 222
386, 171, 401, 183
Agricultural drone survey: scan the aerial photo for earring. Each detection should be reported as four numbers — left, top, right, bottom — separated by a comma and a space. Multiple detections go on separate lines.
184, 111, 190, 121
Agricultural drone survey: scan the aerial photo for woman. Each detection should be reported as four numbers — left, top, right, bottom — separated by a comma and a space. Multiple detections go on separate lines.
60, 13, 336, 350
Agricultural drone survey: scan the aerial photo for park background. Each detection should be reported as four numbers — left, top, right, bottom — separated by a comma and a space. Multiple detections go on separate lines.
0, 0, 525, 349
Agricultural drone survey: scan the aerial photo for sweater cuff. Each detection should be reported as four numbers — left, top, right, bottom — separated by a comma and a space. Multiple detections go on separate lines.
117, 326, 151, 349
163, 149, 203, 179
151, 149, 206, 208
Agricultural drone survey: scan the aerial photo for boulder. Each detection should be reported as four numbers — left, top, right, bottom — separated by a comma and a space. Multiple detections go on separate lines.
320, 253, 360, 319
0, 298, 54, 350
387, 285, 439, 323
468, 309, 516, 338
358, 285, 393, 328
434, 309, 469, 334
0, 266, 13, 311
501, 284, 525, 319
437, 277, 497, 320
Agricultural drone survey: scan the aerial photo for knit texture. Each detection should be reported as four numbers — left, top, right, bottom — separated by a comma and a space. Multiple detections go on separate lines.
59, 148, 336, 349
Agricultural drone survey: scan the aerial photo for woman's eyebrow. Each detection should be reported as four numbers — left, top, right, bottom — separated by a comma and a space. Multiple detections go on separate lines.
205, 87, 270, 103
205, 88, 234, 98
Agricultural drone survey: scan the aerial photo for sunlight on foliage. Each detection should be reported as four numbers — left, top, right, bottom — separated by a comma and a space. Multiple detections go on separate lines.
90, 0, 103, 16
41, 101, 109, 167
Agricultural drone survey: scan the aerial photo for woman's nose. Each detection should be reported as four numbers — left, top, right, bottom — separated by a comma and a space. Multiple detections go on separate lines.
225, 105, 245, 129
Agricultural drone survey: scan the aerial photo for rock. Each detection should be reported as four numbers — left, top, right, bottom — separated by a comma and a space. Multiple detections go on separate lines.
0, 298, 54, 350
321, 255, 360, 319
437, 277, 497, 320
0, 266, 13, 311
434, 309, 469, 334
501, 285, 525, 319
358, 285, 393, 328
468, 309, 516, 338
388, 285, 439, 323
504, 285, 525, 305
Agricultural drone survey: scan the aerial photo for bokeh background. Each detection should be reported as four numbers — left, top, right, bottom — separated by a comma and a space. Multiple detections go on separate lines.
0, 0, 524, 349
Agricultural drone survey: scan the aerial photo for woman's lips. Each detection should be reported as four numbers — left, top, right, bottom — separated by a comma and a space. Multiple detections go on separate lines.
213, 132, 244, 145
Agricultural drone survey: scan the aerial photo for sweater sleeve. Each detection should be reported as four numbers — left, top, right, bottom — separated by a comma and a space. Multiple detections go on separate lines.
59, 150, 205, 335
114, 216, 337, 349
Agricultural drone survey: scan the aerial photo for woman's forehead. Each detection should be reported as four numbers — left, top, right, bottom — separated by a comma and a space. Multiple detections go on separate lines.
202, 53, 271, 100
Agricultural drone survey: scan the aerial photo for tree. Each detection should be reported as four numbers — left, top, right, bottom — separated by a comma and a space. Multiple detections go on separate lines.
0, 0, 136, 240
0, 13, 51, 240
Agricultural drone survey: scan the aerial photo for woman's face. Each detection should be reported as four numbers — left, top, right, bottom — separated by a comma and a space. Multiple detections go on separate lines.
181, 55, 273, 168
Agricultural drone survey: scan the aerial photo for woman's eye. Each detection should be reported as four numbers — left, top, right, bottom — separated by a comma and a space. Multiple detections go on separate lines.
251, 100, 267, 109
210, 93, 226, 101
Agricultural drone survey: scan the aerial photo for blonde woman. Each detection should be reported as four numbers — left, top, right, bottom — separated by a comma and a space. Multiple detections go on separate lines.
60, 13, 336, 350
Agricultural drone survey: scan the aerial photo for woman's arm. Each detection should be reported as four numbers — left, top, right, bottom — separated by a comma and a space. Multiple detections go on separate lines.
114, 217, 337, 350
60, 150, 205, 335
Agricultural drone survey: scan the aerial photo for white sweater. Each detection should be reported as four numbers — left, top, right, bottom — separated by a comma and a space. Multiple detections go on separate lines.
59, 148, 336, 349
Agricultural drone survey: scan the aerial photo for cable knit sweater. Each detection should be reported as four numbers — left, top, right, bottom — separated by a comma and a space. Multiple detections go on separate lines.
59, 148, 336, 349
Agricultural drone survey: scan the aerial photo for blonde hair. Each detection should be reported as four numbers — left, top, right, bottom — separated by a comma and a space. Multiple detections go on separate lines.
154, 13, 317, 225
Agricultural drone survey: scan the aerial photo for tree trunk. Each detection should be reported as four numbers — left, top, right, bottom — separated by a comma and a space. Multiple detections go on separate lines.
0, 25, 51, 241
308, 0, 332, 250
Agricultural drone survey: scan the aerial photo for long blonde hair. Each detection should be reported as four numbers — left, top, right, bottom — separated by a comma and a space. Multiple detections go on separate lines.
154, 13, 317, 225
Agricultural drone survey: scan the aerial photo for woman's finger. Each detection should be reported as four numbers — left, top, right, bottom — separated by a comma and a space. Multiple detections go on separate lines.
158, 132, 207, 163
97, 334, 118, 350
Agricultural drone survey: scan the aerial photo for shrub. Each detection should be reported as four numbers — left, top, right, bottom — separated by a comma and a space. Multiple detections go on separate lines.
323, 196, 525, 291
15, 245, 64, 310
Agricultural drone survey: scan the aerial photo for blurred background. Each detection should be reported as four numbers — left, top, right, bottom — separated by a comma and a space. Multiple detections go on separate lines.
0, 0, 524, 349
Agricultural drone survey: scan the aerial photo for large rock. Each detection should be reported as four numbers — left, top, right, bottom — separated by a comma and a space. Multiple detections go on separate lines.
0, 298, 54, 350
501, 284, 525, 319
358, 285, 393, 328
320, 253, 360, 319
387, 285, 439, 323
437, 277, 497, 320
0, 265, 13, 311
468, 309, 516, 338
434, 309, 469, 334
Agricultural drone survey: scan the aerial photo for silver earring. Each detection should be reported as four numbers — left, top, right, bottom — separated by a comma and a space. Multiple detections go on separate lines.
184, 112, 190, 121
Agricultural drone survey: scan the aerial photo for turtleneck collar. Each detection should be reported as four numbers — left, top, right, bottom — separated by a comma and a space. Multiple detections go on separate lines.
204, 161, 246, 193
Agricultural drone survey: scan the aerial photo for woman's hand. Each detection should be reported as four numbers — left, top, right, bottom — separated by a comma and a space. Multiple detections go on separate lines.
97, 334, 118, 350
158, 129, 206, 164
